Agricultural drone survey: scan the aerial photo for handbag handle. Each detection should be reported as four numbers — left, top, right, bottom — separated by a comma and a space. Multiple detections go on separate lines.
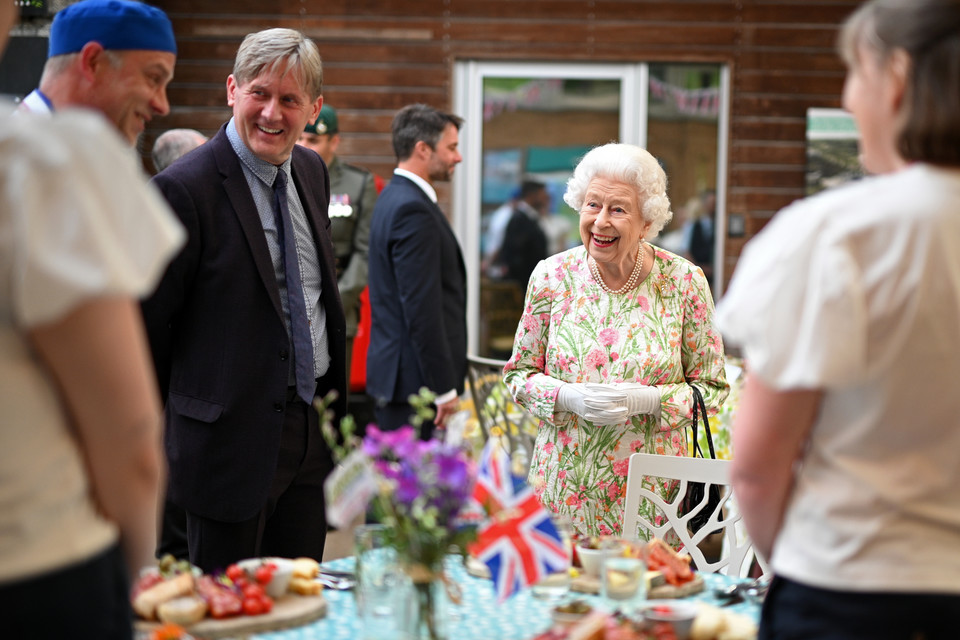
689, 384, 717, 461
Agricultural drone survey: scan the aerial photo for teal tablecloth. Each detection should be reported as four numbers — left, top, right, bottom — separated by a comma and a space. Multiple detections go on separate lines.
253, 557, 760, 640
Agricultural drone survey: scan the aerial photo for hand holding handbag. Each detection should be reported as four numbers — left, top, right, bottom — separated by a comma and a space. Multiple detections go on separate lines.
681, 384, 722, 534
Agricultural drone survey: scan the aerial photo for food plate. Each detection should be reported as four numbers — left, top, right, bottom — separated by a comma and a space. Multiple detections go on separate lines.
465, 555, 704, 598
135, 594, 327, 639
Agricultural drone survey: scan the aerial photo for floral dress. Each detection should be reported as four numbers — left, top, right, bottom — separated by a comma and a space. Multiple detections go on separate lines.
503, 244, 728, 538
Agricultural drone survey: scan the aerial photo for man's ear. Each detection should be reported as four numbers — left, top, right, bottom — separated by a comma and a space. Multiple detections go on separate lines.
309, 96, 323, 123
226, 74, 237, 107
78, 42, 107, 82
414, 139, 432, 161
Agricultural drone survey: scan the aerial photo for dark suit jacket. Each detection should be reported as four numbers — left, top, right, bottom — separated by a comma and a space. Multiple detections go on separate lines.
497, 206, 548, 288
366, 174, 467, 405
142, 125, 346, 522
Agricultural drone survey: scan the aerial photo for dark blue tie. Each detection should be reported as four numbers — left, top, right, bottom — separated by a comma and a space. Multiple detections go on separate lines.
273, 170, 316, 403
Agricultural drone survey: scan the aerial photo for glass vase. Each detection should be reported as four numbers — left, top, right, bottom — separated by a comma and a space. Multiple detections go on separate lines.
401, 565, 448, 640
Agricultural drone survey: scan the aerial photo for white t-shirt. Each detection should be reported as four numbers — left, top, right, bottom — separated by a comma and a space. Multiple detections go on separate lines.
717, 164, 960, 594
0, 103, 184, 583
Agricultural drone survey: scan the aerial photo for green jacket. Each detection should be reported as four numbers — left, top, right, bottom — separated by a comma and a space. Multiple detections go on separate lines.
327, 156, 378, 336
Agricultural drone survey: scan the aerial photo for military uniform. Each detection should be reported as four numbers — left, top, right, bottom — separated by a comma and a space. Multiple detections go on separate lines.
328, 155, 377, 342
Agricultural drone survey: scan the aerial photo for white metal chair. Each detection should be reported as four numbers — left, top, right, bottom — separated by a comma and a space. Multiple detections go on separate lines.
621, 452, 770, 578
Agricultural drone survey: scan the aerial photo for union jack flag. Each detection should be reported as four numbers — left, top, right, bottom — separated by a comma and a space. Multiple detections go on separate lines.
468, 440, 569, 602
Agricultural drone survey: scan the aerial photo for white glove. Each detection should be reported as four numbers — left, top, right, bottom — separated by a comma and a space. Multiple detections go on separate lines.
556, 382, 628, 426
610, 382, 662, 420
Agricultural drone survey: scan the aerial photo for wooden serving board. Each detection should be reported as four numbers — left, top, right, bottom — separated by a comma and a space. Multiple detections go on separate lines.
135, 593, 327, 639
571, 571, 704, 598
465, 556, 704, 599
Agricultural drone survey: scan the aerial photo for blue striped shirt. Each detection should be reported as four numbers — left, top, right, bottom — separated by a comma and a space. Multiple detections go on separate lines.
226, 118, 330, 381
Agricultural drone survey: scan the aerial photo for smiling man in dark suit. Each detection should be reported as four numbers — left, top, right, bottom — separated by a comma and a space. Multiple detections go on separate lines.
142, 28, 346, 572
367, 104, 466, 439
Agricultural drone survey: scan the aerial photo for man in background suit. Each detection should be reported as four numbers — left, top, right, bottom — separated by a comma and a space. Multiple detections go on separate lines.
367, 103, 466, 439
493, 179, 550, 288
142, 28, 346, 572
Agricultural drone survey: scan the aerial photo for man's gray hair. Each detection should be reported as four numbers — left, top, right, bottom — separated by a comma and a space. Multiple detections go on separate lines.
152, 128, 208, 173
232, 28, 323, 101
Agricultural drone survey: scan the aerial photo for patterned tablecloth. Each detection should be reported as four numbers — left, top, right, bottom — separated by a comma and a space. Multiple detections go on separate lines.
253, 556, 760, 640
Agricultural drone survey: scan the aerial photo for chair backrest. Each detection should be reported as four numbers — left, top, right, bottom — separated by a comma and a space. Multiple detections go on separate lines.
621, 452, 770, 578
465, 355, 538, 473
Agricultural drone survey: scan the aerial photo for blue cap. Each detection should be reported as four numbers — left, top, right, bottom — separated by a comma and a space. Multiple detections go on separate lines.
49, 0, 177, 58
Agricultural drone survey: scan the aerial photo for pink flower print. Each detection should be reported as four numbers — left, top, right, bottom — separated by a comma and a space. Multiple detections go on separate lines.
565, 493, 582, 507
598, 523, 613, 536
558, 469, 567, 479
522, 314, 539, 332
585, 348, 607, 372
543, 442, 555, 456
628, 438, 644, 453
610, 352, 619, 362
558, 430, 573, 446
607, 481, 620, 501
671, 432, 684, 451
613, 458, 630, 477
533, 355, 545, 369
637, 295, 650, 312
599, 327, 619, 346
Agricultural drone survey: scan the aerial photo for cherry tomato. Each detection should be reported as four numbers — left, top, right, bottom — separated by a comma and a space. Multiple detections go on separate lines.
260, 595, 274, 613
243, 596, 264, 616
234, 575, 249, 590
225, 564, 244, 582
254, 565, 274, 585
243, 583, 265, 600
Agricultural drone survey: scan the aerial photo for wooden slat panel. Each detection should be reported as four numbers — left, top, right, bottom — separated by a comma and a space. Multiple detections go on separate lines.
730, 166, 805, 190
740, 3, 860, 24
731, 142, 807, 166
728, 190, 804, 213
736, 50, 844, 73
731, 119, 807, 142
736, 72, 844, 96
173, 39, 447, 65
734, 94, 842, 119
740, 24, 840, 49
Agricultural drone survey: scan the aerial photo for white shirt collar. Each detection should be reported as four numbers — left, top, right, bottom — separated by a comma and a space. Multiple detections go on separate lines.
394, 168, 437, 203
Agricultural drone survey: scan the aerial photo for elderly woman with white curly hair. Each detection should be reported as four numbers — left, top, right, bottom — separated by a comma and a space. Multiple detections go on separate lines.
503, 142, 728, 537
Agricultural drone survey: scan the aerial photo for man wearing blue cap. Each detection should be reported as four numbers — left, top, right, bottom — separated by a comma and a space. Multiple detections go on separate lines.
20, 0, 177, 146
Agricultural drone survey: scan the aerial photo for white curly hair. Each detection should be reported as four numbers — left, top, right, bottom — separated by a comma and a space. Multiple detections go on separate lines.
563, 143, 673, 238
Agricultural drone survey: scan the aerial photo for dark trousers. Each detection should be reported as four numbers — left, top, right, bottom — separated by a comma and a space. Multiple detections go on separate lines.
178, 382, 334, 573
759, 575, 960, 640
375, 399, 436, 440
1, 544, 132, 639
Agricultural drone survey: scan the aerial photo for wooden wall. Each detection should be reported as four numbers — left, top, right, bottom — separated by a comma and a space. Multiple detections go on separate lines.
150, 0, 864, 276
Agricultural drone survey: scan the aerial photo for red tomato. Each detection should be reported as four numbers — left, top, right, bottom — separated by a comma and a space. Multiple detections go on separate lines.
225, 564, 244, 582
234, 575, 249, 590
243, 583, 265, 600
260, 595, 274, 613
243, 596, 264, 616
254, 565, 274, 585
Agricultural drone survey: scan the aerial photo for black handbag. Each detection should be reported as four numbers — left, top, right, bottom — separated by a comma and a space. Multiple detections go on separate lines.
681, 384, 722, 534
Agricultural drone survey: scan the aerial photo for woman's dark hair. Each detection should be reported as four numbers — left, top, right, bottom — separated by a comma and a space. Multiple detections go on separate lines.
839, 0, 960, 167
391, 103, 463, 161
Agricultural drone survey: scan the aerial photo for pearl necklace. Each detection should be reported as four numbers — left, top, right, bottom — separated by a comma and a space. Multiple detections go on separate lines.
590, 242, 645, 295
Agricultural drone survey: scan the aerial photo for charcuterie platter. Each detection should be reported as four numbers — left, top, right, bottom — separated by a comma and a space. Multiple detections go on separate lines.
135, 593, 327, 639
132, 555, 327, 639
